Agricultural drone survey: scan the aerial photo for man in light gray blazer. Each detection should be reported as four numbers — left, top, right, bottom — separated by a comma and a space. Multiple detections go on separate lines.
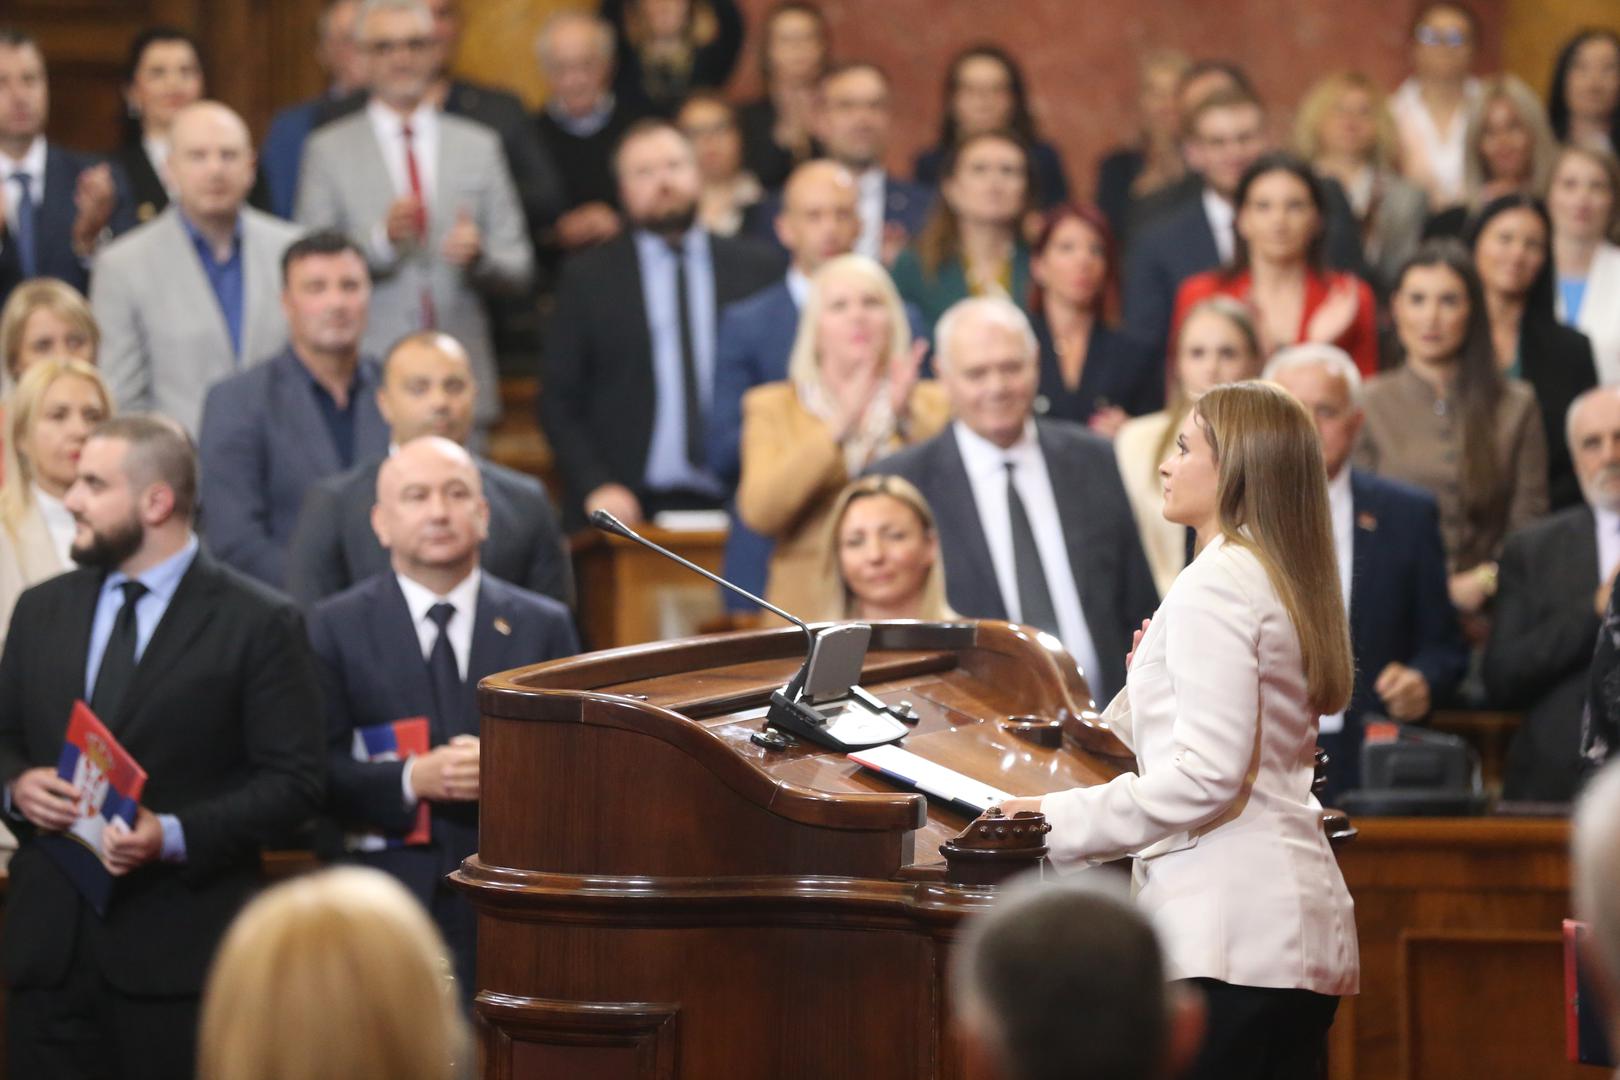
295, 0, 533, 434
92, 101, 301, 436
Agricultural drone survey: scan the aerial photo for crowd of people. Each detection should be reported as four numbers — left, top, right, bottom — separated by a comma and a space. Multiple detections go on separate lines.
1, 0, 1619, 1075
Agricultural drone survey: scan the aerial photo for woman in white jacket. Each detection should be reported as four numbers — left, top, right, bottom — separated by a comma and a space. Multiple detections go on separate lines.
1000, 380, 1358, 1079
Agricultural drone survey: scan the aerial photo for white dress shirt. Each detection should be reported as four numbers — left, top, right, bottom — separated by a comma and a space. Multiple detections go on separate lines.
32, 484, 76, 566
1390, 76, 1481, 208
854, 166, 886, 262
952, 419, 1102, 683
1320, 467, 1355, 735
785, 265, 810, 308
1201, 187, 1236, 265
1597, 506, 1620, 586
366, 98, 440, 262
142, 134, 173, 195
394, 567, 481, 806
0, 136, 46, 227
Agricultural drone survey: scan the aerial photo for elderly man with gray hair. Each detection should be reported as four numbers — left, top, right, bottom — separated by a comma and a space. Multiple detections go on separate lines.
1267, 343, 1466, 800
865, 296, 1156, 701
1483, 385, 1620, 801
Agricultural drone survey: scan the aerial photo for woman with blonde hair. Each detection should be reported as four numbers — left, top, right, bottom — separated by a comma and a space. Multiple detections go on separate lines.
1426, 75, 1560, 238
1548, 144, 1620, 383
738, 254, 950, 615
814, 474, 955, 622
0, 278, 99, 389
1295, 71, 1428, 293
0, 359, 112, 645
1000, 380, 1358, 1079
1114, 297, 1264, 596
197, 866, 468, 1080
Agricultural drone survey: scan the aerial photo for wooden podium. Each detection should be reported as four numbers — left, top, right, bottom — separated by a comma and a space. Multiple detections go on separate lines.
457, 620, 1134, 1080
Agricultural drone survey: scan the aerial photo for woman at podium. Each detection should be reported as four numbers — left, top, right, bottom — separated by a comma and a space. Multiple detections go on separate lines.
1001, 380, 1358, 1079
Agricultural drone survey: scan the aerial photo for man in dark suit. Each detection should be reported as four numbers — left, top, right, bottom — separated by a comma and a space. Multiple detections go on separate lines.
0, 415, 324, 1078
1270, 345, 1468, 800
311, 435, 576, 997
1122, 88, 1367, 375
199, 231, 390, 589
540, 119, 784, 526
0, 30, 131, 307
258, 0, 368, 219
1486, 386, 1620, 802
534, 10, 643, 255
867, 297, 1157, 703
746, 62, 930, 266
287, 330, 572, 608
709, 159, 861, 610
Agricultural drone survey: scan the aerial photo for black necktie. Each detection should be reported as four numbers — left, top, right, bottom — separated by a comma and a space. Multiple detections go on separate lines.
12, 172, 37, 279
1005, 462, 1061, 638
670, 238, 705, 468
91, 580, 149, 723
426, 602, 461, 743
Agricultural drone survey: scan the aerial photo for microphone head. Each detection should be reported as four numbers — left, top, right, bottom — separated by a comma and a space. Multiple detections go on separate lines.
590, 508, 629, 536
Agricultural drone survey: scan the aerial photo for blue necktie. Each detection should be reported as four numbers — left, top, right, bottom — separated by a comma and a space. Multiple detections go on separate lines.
11, 172, 37, 279
426, 602, 461, 744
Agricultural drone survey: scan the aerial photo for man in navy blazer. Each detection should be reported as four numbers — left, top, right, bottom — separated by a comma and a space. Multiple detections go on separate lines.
867, 298, 1157, 703
1121, 89, 1368, 380
0, 31, 132, 307
748, 62, 930, 266
287, 330, 573, 609
1270, 347, 1468, 799
310, 436, 577, 999
199, 232, 389, 589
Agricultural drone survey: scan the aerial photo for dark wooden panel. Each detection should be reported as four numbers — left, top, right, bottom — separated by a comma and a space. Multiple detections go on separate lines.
479, 994, 681, 1080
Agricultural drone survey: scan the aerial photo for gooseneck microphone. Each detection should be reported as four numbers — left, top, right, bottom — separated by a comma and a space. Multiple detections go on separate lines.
588, 510, 910, 751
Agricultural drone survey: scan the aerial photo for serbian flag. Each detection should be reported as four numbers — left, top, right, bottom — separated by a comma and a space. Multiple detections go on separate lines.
39, 701, 148, 915
345, 717, 431, 852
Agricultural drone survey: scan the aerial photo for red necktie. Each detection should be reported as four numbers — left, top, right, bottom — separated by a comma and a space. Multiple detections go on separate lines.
401, 121, 437, 329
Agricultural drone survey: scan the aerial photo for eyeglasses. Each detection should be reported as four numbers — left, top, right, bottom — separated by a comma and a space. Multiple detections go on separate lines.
1414, 27, 1470, 48
364, 36, 435, 57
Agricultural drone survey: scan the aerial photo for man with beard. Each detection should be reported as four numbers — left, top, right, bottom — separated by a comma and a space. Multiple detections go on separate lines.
198, 231, 389, 589
0, 415, 324, 1078
1487, 386, 1620, 801
539, 118, 783, 525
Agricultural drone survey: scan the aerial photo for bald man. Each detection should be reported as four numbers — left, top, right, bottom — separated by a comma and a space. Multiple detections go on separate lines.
310, 434, 576, 1000
93, 101, 302, 435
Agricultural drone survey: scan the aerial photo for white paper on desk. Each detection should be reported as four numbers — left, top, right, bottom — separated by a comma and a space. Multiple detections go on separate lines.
651, 509, 730, 532
848, 744, 1014, 814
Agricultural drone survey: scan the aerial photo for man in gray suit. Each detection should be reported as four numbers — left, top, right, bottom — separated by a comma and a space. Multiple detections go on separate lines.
198, 231, 390, 589
295, 0, 533, 435
92, 101, 301, 435
866, 297, 1157, 703
286, 330, 572, 610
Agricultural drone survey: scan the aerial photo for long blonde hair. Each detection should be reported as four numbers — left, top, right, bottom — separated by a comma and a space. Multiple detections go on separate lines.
786, 253, 912, 387
1150, 297, 1263, 476
1, 358, 111, 536
197, 866, 469, 1080
814, 474, 954, 621
1463, 75, 1559, 204
1194, 381, 1353, 715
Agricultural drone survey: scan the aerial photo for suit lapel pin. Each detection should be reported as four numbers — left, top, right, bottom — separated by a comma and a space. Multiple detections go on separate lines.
493, 617, 512, 636
1356, 512, 1378, 532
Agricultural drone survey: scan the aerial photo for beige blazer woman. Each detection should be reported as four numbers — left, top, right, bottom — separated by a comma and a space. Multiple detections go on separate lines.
1114, 410, 1185, 597
0, 501, 69, 649
1042, 535, 1359, 996
737, 380, 951, 617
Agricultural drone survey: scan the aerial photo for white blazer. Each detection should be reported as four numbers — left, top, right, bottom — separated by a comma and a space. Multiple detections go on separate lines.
1041, 534, 1359, 996
1559, 242, 1620, 387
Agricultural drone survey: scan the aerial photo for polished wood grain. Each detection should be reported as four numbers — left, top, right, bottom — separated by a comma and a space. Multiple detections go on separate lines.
1331, 817, 1586, 1080
570, 528, 731, 651
461, 620, 1128, 1079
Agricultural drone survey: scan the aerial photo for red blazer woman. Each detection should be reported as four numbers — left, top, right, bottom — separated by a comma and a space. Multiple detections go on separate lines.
1171, 269, 1379, 377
